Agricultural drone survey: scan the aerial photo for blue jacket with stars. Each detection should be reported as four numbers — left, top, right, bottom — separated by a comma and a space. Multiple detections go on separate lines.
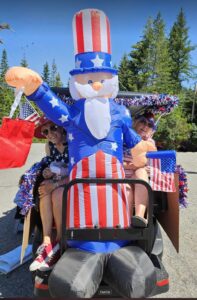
27, 82, 142, 253
28, 82, 141, 172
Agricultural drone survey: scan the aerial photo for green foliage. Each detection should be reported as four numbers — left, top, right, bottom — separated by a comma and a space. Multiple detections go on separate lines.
154, 107, 191, 150
42, 62, 50, 84
0, 49, 9, 82
129, 14, 173, 94
20, 55, 28, 67
0, 86, 15, 124
54, 72, 63, 87
168, 8, 196, 93
178, 88, 197, 124
118, 54, 137, 91
50, 59, 57, 86
129, 18, 154, 91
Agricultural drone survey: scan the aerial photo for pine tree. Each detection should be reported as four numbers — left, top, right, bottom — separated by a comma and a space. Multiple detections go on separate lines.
129, 18, 154, 91
54, 72, 63, 87
118, 54, 136, 91
0, 49, 9, 82
150, 13, 173, 93
168, 8, 196, 93
42, 62, 50, 84
20, 55, 28, 67
129, 14, 173, 94
50, 59, 57, 86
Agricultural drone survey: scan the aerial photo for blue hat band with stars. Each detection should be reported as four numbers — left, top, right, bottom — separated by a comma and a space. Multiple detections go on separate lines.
70, 52, 117, 75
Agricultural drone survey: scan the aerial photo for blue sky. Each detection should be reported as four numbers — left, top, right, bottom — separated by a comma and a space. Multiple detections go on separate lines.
1, 0, 197, 88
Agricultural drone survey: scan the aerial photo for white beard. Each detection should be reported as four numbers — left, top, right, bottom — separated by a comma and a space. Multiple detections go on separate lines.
84, 97, 111, 139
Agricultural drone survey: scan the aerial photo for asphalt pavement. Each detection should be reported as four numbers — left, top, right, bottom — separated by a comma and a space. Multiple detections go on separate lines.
0, 144, 197, 298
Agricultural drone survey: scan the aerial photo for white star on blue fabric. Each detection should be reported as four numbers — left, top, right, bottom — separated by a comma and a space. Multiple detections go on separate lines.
49, 97, 59, 108
68, 133, 74, 141
91, 54, 104, 67
75, 58, 82, 68
59, 114, 68, 123
70, 157, 75, 165
111, 142, 118, 151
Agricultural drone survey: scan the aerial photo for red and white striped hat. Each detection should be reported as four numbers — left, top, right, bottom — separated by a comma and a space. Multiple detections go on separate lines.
70, 9, 117, 76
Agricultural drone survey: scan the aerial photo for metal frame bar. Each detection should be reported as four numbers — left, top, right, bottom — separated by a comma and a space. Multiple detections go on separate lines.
60, 178, 154, 254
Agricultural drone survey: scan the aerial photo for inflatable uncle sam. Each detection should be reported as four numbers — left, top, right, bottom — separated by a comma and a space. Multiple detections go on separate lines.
6, 9, 156, 298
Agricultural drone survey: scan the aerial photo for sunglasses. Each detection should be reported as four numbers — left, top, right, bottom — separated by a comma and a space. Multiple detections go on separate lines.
41, 125, 59, 137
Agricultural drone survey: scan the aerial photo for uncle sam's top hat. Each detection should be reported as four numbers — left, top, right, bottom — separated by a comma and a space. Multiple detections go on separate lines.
69, 9, 117, 76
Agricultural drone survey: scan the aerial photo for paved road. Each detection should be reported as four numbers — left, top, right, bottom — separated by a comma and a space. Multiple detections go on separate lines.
0, 144, 197, 298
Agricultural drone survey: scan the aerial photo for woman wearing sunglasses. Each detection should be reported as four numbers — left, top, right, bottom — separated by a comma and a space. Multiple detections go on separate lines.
29, 115, 69, 272
123, 112, 157, 228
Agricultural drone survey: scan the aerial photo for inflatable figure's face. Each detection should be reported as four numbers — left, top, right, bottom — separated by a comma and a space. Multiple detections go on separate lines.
69, 72, 119, 100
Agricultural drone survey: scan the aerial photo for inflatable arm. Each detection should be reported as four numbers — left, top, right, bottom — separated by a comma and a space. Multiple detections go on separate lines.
5, 67, 70, 127
131, 140, 157, 168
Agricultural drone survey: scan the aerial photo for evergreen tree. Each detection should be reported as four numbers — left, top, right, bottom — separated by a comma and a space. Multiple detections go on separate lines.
118, 54, 136, 91
168, 8, 196, 92
20, 55, 28, 67
54, 72, 63, 87
50, 59, 57, 86
0, 87, 15, 123
0, 49, 9, 82
129, 14, 173, 93
129, 18, 154, 91
150, 13, 173, 93
154, 107, 191, 150
42, 62, 50, 84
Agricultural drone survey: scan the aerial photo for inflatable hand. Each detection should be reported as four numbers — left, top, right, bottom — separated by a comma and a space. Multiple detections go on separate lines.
131, 140, 157, 168
5, 67, 43, 96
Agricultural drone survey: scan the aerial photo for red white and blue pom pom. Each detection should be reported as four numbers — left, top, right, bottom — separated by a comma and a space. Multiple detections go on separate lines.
175, 164, 189, 208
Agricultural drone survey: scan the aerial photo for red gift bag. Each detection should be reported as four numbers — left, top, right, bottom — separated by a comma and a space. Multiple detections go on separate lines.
0, 117, 35, 169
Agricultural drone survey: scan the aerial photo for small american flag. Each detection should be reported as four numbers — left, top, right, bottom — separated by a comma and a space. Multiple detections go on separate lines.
19, 99, 40, 125
147, 150, 176, 192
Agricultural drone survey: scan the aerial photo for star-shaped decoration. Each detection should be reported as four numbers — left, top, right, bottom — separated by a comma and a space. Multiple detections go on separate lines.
75, 58, 82, 68
121, 133, 124, 140
111, 142, 118, 151
70, 157, 75, 165
59, 114, 68, 123
91, 54, 104, 67
68, 133, 74, 142
49, 97, 59, 108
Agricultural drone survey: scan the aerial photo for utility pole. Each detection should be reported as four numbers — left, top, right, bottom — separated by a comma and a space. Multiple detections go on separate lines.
191, 82, 197, 122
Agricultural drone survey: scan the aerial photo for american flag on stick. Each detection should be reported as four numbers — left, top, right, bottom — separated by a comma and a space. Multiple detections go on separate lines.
147, 150, 176, 192
19, 98, 40, 125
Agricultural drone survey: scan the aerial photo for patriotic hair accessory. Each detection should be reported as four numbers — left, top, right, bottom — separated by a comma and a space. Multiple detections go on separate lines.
70, 9, 117, 76
135, 112, 157, 131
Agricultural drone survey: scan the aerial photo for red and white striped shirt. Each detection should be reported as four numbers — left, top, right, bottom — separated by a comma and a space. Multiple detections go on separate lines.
66, 150, 130, 229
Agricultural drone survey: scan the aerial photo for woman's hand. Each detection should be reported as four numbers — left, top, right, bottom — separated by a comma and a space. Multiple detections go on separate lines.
42, 167, 54, 179
38, 180, 56, 197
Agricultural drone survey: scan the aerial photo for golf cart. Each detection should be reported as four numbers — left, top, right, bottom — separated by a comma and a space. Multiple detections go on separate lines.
30, 88, 179, 298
